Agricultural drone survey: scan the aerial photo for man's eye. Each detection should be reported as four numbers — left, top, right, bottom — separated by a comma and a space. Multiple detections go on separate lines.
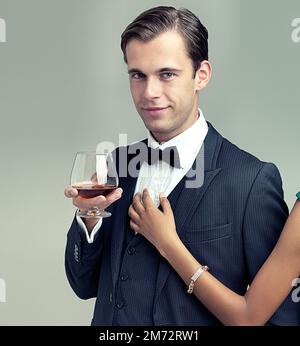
130, 73, 145, 80
160, 72, 176, 80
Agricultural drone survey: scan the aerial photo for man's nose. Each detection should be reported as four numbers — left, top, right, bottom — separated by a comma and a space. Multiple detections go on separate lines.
143, 77, 162, 99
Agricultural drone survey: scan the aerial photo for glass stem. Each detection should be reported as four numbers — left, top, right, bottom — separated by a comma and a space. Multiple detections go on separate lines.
87, 207, 101, 217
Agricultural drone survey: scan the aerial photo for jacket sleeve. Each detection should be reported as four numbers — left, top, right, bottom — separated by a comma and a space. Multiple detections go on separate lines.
65, 147, 121, 301
65, 215, 105, 300
242, 162, 300, 325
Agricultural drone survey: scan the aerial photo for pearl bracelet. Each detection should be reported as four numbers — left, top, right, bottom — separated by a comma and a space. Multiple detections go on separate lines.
187, 265, 209, 294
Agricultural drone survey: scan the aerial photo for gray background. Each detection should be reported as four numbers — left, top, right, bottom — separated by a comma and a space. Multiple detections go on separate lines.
0, 0, 299, 325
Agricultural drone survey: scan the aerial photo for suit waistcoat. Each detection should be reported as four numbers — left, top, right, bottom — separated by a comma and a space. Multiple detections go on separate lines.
112, 174, 187, 326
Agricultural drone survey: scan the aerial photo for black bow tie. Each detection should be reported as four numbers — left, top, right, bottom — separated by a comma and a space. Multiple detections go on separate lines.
145, 146, 181, 168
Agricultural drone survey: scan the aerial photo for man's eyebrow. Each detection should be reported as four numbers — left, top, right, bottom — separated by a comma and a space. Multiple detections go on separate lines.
157, 67, 183, 73
128, 68, 144, 75
128, 67, 183, 74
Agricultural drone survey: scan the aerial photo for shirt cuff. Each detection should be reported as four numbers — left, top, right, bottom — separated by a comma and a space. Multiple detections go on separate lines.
76, 212, 103, 244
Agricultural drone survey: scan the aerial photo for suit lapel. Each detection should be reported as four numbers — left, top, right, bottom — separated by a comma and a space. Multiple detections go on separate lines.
110, 174, 137, 288
110, 144, 142, 288
154, 123, 223, 306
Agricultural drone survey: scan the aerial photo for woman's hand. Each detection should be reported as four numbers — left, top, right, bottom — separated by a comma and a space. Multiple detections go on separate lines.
128, 188, 181, 255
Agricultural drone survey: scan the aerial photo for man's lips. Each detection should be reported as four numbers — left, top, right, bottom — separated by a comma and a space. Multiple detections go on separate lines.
142, 106, 169, 116
142, 107, 169, 111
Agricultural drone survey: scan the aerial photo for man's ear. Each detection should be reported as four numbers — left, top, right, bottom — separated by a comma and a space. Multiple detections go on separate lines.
194, 60, 212, 92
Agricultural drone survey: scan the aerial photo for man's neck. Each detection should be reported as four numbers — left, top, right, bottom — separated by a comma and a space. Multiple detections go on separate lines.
151, 110, 199, 144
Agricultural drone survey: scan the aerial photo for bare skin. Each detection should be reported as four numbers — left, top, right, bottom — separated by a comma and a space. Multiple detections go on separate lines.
128, 189, 300, 326
64, 186, 123, 231
126, 30, 211, 143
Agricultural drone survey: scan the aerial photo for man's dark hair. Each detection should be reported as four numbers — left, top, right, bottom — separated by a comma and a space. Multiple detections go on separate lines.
120, 6, 208, 76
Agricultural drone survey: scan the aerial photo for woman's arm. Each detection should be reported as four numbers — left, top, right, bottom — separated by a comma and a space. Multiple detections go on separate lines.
128, 190, 300, 325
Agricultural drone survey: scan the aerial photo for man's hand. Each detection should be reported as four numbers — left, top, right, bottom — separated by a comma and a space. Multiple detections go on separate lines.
64, 186, 123, 231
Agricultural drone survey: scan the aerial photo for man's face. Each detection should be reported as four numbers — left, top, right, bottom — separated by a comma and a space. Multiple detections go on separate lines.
126, 30, 206, 142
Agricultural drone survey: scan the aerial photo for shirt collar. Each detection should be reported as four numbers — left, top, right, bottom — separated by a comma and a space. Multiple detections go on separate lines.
147, 108, 208, 168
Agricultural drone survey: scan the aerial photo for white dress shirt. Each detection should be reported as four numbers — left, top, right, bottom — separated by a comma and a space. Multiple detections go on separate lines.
77, 109, 208, 243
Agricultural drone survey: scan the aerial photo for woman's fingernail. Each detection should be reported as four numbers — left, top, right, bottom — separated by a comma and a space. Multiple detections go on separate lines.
160, 192, 167, 198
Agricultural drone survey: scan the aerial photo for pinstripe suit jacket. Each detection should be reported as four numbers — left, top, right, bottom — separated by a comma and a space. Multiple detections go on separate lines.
65, 122, 300, 325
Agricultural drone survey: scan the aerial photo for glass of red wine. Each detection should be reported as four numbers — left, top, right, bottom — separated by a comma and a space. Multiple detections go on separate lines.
70, 151, 118, 218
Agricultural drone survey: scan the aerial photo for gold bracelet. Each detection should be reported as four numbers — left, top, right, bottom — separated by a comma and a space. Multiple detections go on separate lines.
187, 265, 209, 294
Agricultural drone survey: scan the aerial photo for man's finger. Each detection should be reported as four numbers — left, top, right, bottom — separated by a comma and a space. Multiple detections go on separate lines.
73, 195, 106, 209
90, 172, 97, 183
64, 187, 78, 198
105, 188, 123, 204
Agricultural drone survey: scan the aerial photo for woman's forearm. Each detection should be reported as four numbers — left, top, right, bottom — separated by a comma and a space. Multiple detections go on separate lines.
159, 238, 253, 325
159, 235, 297, 326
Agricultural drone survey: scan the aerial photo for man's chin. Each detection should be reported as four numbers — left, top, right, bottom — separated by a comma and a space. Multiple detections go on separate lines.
145, 125, 173, 138
144, 122, 167, 133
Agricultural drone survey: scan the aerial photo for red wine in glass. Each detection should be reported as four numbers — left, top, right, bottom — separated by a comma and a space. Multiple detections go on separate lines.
70, 152, 119, 218
73, 184, 118, 199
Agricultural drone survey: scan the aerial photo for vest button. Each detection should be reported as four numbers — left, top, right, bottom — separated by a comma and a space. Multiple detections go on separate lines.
120, 274, 128, 281
127, 247, 136, 255
116, 301, 124, 309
